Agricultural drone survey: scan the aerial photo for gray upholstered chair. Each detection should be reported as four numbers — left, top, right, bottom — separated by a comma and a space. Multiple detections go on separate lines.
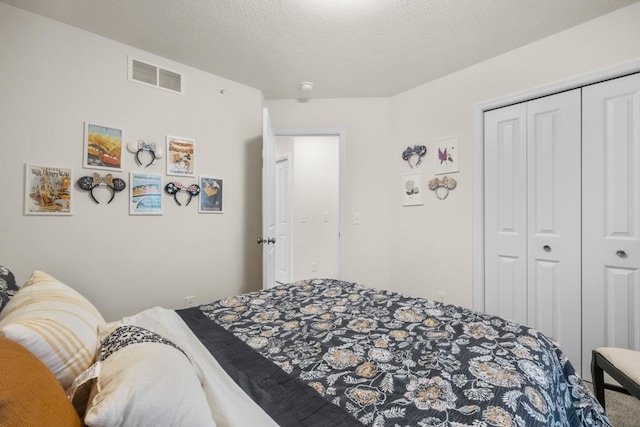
591, 348, 640, 410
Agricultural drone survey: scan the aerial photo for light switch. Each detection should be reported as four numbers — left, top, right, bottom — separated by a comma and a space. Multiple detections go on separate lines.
301, 213, 308, 223
322, 212, 329, 222
353, 212, 361, 225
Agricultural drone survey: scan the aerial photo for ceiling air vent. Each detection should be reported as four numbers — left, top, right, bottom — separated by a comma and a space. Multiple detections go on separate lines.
128, 56, 184, 95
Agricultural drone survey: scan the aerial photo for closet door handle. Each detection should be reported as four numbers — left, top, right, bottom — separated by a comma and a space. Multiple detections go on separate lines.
257, 237, 265, 244
616, 250, 627, 259
543, 245, 551, 252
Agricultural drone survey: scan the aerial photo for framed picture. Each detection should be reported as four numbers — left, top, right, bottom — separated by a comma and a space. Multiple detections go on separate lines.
402, 173, 423, 207
434, 136, 459, 175
166, 136, 195, 177
199, 176, 223, 213
24, 165, 73, 215
84, 122, 124, 171
129, 173, 163, 215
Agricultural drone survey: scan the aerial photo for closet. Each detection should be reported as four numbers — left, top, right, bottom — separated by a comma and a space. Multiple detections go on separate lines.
482, 72, 640, 378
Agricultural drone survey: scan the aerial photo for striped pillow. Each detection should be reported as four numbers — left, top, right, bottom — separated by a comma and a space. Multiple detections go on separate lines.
0, 271, 105, 389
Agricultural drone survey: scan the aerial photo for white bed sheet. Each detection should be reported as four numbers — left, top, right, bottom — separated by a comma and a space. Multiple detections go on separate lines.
120, 306, 278, 427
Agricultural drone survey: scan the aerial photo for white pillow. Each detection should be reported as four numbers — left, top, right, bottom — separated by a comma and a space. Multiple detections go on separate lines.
0, 271, 105, 389
84, 324, 216, 427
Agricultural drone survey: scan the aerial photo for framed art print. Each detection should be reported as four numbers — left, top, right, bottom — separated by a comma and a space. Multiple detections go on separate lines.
129, 173, 163, 215
84, 122, 124, 171
434, 136, 459, 175
166, 136, 195, 177
402, 173, 423, 207
199, 176, 223, 213
24, 165, 73, 215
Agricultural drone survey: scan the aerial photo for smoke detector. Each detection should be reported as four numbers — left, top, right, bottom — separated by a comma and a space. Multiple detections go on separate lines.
299, 81, 314, 92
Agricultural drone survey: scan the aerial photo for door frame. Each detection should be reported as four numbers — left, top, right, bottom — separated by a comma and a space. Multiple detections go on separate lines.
272, 127, 346, 279
472, 59, 640, 312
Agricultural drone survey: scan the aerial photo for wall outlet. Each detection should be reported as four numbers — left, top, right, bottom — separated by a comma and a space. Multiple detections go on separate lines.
438, 291, 447, 304
184, 296, 196, 308
311, 262, 318, 273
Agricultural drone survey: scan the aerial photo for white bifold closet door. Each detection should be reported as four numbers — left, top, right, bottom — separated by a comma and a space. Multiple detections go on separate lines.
484, 89, 582, 372
582, 73, 640, 374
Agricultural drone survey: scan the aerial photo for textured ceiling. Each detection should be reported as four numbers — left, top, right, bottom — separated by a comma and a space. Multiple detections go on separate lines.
3, 0, 638, 99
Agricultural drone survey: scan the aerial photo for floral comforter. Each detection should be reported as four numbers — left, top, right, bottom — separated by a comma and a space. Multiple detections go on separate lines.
189, 279, 610, 426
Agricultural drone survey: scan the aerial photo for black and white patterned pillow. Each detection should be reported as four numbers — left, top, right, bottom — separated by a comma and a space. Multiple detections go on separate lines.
100, 325, 188, 362
0, 265, 19, 313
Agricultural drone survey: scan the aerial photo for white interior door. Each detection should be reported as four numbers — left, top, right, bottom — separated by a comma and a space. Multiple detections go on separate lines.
484, 90, 582, 373
526, 89, 582, 372
484, 102, 528, 326
582, 73, 640, 380
275, 155, 291, 284
262, 108, 276, 289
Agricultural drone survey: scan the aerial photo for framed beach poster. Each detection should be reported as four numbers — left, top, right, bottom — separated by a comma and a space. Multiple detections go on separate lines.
199, 176, 223, 213
84, 122, 124, 171
24, 165, 73, 215
166, 136, 195, 177
129, 173, 163, 215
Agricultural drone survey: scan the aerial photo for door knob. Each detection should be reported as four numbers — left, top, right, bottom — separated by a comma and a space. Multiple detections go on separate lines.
267, 237, 276, 244
257, 237, 265, 244
616, 250, 627, 259
543, 245, 551, 252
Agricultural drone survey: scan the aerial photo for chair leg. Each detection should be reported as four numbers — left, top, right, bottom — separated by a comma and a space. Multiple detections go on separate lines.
591, 350, 606, 410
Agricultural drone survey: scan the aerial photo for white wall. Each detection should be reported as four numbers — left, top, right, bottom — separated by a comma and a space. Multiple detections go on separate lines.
4, 2, 640, 320
0, 3, 264, 321
266, 99, 392, 289
268, 2, 640, 308
388, 1, 640, 309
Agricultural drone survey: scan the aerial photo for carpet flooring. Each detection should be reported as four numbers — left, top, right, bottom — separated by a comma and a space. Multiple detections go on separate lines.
596, 386, 640, 427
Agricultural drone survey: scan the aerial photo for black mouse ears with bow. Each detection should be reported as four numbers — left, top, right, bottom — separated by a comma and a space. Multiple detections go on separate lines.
127, 140, 164, 168
77, 173, 126, 204
165, 182, 200, 206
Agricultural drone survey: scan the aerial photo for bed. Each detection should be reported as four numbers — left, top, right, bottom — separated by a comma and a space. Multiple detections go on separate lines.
0, 269, 611, 427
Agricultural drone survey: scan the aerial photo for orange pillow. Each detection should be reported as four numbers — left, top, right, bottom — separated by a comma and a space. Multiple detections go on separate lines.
0, 336, 81, 427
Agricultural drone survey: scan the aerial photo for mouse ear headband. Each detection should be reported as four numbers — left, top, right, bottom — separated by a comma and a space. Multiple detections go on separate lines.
428, 175, 457, 200
127, 140, 164, 168
77, 173, 126, 204
402, 145, 427, 168
165, 182, 200, 206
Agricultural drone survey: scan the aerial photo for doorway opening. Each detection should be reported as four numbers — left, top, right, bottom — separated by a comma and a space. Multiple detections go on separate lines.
273, 131, 344, 284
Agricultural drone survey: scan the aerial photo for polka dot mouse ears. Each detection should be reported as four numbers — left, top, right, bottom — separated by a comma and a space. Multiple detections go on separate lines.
402, 145, 427, 168
165, 182, 200, 206
77, 173, 126, 204
127, 140, 164, 168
